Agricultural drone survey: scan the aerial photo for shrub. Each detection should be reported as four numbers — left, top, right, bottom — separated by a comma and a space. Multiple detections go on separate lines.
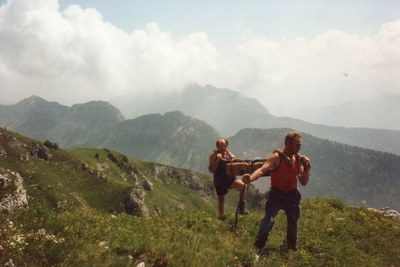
43, 140, 59, 149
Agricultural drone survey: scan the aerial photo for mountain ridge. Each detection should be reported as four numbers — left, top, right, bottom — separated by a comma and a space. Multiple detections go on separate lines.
3, 88, 400, 156
115, 84, 400, 155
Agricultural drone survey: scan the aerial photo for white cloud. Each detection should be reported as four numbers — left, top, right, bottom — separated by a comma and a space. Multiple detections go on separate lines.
0, 0, 399, 117
232, 24, 400, 114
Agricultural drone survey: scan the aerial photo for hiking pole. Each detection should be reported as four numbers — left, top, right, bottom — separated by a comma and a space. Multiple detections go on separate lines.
232, 184, 246, 233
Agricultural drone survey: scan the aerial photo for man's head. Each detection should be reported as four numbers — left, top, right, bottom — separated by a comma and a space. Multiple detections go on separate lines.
216, 138, 228, 152
284, 131, 302, 154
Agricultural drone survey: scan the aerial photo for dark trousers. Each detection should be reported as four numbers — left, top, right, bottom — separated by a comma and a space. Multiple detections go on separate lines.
254, 187, 301, 250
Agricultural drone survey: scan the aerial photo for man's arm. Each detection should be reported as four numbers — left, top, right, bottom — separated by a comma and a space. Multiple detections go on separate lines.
208, 151, 220, 173
243, 153, 279, 183
227, 149, 236, 160
298, 156, 311, 186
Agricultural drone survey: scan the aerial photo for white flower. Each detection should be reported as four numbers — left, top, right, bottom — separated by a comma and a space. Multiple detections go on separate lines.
37, 229, 46, 235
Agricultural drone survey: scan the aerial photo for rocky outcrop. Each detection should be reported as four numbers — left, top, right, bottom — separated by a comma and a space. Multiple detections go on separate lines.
96, 162, 110, 171
142, 179, 153, 191
0, 148, 7, 157
0, 128, 52, 161
368, 207, 400, 218
0, 169, 28, 211
152, 165, 212, 195
124, 188, 148, 216
30, 144, 52, 160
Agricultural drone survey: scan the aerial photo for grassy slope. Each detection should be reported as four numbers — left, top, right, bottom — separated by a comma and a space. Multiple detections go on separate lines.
1, 126, 231, 215
1, 128, 399, 266
1, 199, 399, 266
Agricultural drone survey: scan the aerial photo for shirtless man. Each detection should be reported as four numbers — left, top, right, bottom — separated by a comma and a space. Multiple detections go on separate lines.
209, 138, 248, 220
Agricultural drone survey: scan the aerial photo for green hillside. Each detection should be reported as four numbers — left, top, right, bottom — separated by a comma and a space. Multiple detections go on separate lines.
1, 128, 400, 266
1, 198, 399, 266
0, 127, 254, 216
105, 111, 220, 173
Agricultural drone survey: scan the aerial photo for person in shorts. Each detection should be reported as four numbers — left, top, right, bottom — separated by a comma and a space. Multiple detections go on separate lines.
209, 138, 247, 220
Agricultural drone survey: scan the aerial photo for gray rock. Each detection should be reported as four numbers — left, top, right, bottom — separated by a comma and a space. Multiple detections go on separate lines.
0, 169, 28, 211
142, 179, 153, 191
368, 207, 400, 218
4, 258, 15, 267
124, 188, 148, 216
30, 144, 52, 161
96, 162, 110, 171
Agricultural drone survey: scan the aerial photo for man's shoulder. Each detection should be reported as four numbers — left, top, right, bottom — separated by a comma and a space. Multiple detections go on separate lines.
270, 150, 282, 160
209, 150, 217, 157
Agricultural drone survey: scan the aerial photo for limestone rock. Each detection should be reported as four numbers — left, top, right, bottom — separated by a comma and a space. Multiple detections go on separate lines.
0, 169, 28, 211
124, 188, 148, 216
142, 179, 153, 191
30, 144, 52, 161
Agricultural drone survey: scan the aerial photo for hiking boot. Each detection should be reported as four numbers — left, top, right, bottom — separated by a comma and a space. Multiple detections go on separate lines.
287, 239, 298, 251
254, 235, 267, 249
238, 201, 249, 214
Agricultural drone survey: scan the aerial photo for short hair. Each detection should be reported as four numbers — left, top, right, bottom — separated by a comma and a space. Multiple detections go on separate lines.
216, 138, 229, 148
284, 131, 302, 146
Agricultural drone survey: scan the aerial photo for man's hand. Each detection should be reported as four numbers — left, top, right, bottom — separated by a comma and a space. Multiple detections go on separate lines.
242, 174, 251, 184
299, 156, 311, 171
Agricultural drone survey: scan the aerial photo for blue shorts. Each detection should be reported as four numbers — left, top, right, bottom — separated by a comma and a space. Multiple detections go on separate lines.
214, 175, 236, 196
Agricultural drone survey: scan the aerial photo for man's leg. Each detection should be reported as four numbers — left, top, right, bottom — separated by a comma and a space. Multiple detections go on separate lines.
232, 179, 248, 214
215, 183, 228, 220
218, 195, 225, 219
285, 191, 301, 250
232, 179, 246, 201
254, 195, 281, 249
285, 205, 300, 250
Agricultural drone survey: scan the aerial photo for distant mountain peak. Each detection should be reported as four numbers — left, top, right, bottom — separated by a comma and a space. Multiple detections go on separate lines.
68, 100, 125, 122
17, 95, 49, 105
163, 110, 185, 117
14, 96, 67, 112
71, 100, 117, 108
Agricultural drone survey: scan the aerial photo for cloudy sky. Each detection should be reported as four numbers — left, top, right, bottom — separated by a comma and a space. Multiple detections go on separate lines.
1, 0, 400, 116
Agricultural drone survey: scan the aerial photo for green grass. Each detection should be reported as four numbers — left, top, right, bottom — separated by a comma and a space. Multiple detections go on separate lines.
2, 128, 399, 266
1, 128, 251, 217
1, 198, 399, 266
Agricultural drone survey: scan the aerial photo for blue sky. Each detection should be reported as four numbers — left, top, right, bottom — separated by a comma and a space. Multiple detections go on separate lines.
58, 1, 400, 42
1, 0, 400, 116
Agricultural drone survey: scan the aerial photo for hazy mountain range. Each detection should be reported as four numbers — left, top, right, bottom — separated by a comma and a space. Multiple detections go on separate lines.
115, 84, 400, 155
1, 91, 400, 209
292, 93, 400, 131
